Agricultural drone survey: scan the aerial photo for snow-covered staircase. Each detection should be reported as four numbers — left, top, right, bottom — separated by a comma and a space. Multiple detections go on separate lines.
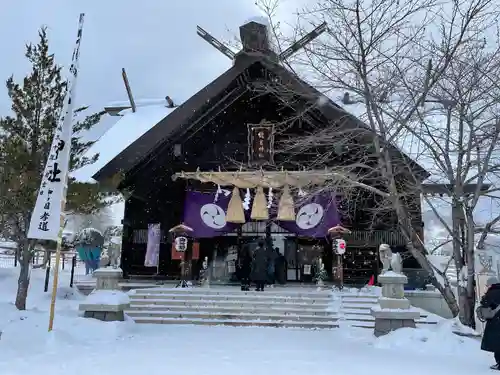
336, 293, 440, 328
125, 288, 338, 329
124, 287, 440, 329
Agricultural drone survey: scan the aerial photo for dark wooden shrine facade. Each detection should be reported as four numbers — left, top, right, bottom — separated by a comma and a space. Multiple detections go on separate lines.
92, 24, 428, 283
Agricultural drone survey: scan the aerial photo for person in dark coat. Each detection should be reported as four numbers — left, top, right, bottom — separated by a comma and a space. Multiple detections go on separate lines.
237, 244, 253, 291
480, 276, 500, 370
267, 247, 279, 285
252, 240, 270, 291
274, 249, 286, 285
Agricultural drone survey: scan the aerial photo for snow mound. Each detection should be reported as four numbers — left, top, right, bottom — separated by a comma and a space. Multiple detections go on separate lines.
0, 267, 136, 356
373, 320, 481, 356
444, 317, 481, 337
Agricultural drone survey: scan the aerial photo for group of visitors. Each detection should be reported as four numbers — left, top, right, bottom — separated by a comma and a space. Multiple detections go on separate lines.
236, 240, 286, 291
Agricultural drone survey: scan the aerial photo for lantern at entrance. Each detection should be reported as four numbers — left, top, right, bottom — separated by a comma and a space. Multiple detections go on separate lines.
328, 224, 351, 291
335, 239, 346, 255
175, 236, 188, 252
168, 223, 193, 288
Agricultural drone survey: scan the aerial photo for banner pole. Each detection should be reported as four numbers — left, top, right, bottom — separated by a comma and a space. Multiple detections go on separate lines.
48, 201, 66, 331
46, 13, 85, 332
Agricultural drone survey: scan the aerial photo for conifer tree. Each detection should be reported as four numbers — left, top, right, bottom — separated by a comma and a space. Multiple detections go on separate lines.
0, 27, 112, 310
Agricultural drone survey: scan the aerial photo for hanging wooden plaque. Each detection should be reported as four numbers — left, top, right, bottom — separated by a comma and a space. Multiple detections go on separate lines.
247, 122, 275, 165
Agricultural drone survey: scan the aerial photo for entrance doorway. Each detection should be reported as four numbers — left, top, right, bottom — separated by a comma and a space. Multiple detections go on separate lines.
284, 238, 332, 283
343, 246, 378, 285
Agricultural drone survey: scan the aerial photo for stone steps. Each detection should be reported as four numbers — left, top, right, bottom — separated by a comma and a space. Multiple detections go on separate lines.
125, 309, 336, 322
134, 287, 332, 297
132, 288, 332, 300
125, 288, 336, 328
122, 288, 440, 329
131, 293, 330, 303
129, 316, 339, 329
129, 298, 330, 310
126, 304, 331, 316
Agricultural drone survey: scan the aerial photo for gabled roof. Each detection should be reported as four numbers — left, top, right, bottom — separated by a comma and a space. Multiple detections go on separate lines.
70, 104, 175, 183
91, 55, 262, 182
92, 53, 428, 183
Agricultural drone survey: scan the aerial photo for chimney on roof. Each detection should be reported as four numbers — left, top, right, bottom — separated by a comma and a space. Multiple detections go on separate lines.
239, 21, 270, 53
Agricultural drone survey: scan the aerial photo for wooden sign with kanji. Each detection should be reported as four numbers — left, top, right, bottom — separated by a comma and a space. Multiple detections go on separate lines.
247, 121, 275, 165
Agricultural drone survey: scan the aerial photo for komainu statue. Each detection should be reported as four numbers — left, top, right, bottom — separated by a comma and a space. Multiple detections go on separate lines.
391, 252, 403, 274
378, 244, 392, 273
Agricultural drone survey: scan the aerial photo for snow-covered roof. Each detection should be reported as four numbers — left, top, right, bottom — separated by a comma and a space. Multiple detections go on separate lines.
70, 104, 176, 183
244, 16, 270, 27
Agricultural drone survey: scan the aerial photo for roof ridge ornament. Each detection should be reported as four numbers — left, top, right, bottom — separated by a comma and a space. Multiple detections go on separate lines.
195, 20, 327, 62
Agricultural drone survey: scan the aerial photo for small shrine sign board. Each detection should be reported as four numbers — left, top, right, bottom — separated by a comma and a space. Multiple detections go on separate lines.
247, 120, 275, 165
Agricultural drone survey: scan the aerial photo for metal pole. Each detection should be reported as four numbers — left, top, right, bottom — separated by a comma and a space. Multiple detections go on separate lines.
44, 263, 51, 293
70, 255, 76, 288
339, 254, 344, 290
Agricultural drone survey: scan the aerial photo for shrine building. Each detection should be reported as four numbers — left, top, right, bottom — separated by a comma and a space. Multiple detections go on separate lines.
74, 19, 430, 287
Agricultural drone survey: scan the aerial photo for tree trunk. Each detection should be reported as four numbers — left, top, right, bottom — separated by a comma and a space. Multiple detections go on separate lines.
393, 197, 460, 316
15, 239, 32, 310
449, 200, 477, 328
365, 114, 461, 317
457, 285, 475, 328
463, 209, 477, 328
406, 235, 460, 316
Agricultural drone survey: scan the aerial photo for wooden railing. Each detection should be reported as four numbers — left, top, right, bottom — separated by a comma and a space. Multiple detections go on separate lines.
343, 230, 407, 247
132, 227, 407, 245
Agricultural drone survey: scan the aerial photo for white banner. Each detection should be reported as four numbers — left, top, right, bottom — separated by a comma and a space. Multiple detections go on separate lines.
27, 14, 85, 241
144, 223, 161, 267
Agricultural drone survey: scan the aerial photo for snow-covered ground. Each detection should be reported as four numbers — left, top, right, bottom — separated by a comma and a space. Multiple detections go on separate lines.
0, 266, 493, 375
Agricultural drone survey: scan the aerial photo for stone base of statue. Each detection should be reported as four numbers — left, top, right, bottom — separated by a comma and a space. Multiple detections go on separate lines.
94, 267, 122, 290
371, 271, 420, 337
79, 267, 130, 322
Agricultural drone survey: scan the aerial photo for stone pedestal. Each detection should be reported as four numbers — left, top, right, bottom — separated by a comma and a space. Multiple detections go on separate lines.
94, 267, 122, 290
79, 267, 130, 322
371, 271, 420, 337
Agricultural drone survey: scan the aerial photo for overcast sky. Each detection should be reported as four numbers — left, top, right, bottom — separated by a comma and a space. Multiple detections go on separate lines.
0, 0, 297, 135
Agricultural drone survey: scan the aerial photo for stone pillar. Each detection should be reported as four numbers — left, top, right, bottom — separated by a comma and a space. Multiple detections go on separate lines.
79, 267, 130, 322
371, 271, 420, 337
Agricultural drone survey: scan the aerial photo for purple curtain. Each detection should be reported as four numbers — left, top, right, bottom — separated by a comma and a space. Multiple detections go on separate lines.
183, 190, 339, 239
276, 192, 340, 238
183, 191, 239, 238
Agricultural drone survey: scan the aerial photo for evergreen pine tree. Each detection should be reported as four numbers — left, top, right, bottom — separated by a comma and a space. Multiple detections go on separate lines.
0, 27, 113, 310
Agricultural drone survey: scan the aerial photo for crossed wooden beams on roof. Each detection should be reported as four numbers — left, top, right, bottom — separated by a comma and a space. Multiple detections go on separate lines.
196, 21, 327, 62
